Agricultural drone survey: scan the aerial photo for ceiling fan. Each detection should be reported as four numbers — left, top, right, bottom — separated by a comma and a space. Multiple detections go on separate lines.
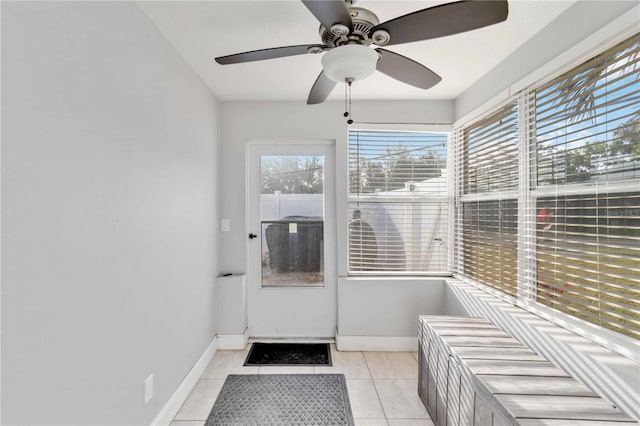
215, 0, 508, 105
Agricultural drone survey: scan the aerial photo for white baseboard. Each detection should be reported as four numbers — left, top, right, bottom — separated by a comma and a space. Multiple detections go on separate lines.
150, 336, 218, 426
336, 334, 418, 352
217, 328, 249, 350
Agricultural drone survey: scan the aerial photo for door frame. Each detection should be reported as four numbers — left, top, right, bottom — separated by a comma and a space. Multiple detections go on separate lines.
246, 140, 337, 338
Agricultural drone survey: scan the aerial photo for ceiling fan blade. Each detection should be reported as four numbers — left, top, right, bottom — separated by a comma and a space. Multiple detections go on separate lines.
370, 0, 508, 46
376, 49, 441, 90
307, 71, 337, 105
301, 0, 353, 32
215, 44, 325, 65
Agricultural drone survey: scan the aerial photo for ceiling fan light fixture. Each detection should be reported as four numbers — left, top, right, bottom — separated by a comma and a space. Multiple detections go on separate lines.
321, 44, 378, 83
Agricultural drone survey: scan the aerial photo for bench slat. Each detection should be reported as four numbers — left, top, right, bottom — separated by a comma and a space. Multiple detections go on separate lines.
502, 394, 633, 421
420, 316, 491, 323
439, 336, 528, 348
518, 419, 638, 425
428, 326, 512, 337
464, 359, 571, 377
451, 346, 544, 361
480, 375, 598, 397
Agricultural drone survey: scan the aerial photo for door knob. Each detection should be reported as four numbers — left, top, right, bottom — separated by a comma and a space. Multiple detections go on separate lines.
249, 233, 258, 239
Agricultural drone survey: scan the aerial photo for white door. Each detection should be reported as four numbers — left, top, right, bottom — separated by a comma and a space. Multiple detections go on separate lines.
247, 141, 336, 337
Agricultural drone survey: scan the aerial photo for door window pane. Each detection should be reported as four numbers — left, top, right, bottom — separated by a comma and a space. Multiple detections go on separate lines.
260, 155, 324, 287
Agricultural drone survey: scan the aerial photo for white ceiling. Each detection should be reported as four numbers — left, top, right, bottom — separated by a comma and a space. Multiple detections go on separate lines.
138, 0, 575, 102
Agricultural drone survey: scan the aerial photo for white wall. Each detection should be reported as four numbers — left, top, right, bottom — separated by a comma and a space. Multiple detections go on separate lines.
1, 2, 220, 425
338, 278, 468, 338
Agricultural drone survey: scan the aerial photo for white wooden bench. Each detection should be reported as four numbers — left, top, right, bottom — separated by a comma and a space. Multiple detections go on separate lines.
418, 315, 639, 426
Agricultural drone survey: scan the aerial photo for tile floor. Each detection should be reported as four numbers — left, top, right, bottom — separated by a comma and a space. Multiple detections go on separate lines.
170, 344, 435, 426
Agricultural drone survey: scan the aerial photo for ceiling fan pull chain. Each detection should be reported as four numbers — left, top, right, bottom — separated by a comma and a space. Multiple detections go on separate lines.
346, 78, 354, 125
344, 81, 349, 119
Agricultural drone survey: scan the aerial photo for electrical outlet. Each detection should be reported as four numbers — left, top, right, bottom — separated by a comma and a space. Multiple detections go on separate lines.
221, 218, 230, 232
144, 374, 154, 405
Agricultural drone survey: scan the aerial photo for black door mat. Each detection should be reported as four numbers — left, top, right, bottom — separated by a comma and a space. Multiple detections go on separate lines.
244, 342, 332, 366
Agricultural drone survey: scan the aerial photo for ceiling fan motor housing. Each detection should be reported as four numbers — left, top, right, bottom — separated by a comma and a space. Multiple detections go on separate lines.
320, 7, 383, 47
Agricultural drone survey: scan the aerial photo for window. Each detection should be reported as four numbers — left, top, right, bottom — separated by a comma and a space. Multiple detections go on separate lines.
454, 32, 640, 342
529, 33, 640, 339
456, 102, 519, 297
348, 130, 449, 274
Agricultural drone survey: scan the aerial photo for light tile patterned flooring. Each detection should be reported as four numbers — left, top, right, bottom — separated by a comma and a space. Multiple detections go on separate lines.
170, 344, 435, 426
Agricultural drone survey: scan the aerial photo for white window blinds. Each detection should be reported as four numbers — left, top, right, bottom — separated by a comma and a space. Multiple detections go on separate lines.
348, 130, 449, 274
528, 33, 640, 339
463, 103, 519, 194
457, 102, 519, 297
